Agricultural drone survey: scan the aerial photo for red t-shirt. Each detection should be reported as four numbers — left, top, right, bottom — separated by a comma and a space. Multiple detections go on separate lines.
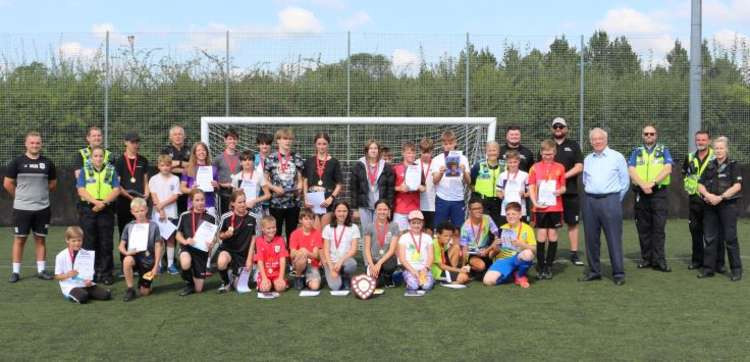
528, 161, 566, 213
253, 235, 289, 278
393, 163, 420, 214
289, 228, 323, 267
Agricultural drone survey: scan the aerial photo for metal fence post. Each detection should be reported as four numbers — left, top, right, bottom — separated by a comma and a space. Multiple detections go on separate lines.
104, 31, 110, 149
580, 34, 585, 149
465, 32, 470, 148
346, 31, 351, 166
225, 30, 230, 117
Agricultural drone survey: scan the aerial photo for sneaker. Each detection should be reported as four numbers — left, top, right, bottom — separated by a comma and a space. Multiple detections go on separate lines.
37, 270, 54, 281
102, 275, 114, 285
514, 273, 530, 289
179, 286, 195, 296
217, 283, 230, 294
570, 252, 584, 266
543, 266, 553, 280
167, 265, 179, 275
123, 288, 137, 302
204, 271, 213, 277
8, 273, 20, 283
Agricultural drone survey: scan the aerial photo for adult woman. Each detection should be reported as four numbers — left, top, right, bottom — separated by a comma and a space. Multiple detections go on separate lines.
303, 132, 343, 229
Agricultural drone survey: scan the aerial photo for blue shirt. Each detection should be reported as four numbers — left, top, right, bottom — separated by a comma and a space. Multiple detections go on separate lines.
627, 144, 674, 167
583, 147, 629, 200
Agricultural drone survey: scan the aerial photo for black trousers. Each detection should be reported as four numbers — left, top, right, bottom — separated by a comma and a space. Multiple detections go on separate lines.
582, 193, 624, 278
688, 195, 724, 268
634, 188, 668, 264
703, 199, 742, 274
270, 206, 300, 241
374, 255, 398, 287
79, 205, 115, 278
474, 194, 503, 228
68, 285, 111, 303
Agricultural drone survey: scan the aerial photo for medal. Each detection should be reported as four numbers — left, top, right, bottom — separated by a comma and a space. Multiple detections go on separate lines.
228, 226, 234, 234
124, 153, 138, 184
367, 162, 378, 192
318, 180, 323, 186
379, 249, 384, 256
316, 155, 327, 187
130, 177, 136, 183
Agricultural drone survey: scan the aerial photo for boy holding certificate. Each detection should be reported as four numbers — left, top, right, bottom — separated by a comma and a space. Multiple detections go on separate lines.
231, 150, 270, 232
430, 131, 471, 229
216, 190, 257, 293
149, 154, 181, 274
459, 198, 500, 280
254, 216, 289, 293
483, 202, 536, 288
496, 150, 529, 225
54, 226, 111, 303
176, 190, 217, 296
392, 142, 424, 231
119, 198, 164, 302
528, 140, 566, 280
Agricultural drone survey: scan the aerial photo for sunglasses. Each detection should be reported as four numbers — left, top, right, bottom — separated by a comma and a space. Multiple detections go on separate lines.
552, 124, 566, 129
643, 132, 656, 136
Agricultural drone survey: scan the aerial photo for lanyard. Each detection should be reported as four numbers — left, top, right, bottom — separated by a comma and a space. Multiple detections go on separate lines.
409, 232, 423, 256
367, 162, 379, 187
68, 248, 77, 265
278, 151, 291, 173
230, 213, 244, 229
376, 221, 389, 248
316, 155, 328, 183
224, 151, 238, 173
333, 225, 347, 250
471, 217, 484, 246
421, 160, 431, 184
191, 211, 203, 237
124, 154, 137, 181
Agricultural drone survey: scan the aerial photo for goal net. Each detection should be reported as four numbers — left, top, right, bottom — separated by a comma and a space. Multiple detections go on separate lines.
201, 117, 497, 202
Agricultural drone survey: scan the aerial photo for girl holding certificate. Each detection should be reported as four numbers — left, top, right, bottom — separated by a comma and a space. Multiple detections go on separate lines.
181, 142, 220, 217
303, 132, 343, 229
231, 150, 271, 232
176, 190, 217, 296
322, 201, 360, 291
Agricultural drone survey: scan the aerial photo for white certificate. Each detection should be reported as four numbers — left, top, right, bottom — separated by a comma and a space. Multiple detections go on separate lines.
241, 181, 257, 201
73, 249, 95, 281
236, 267, 252, 294
499, 227, 519, 251
404, 165, 421, 191
538, 180, 557, 206
152, 214, 177, 240
299, 290, 321, 297
196, 166, 214, 192
306, 191, 326, 215
503, 179, 522, 203
128, 223, 149, 252
192, 221, 217, 252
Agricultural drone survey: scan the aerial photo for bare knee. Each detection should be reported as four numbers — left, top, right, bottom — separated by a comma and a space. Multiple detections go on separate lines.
217, 251, 230, 269
519, 249, 534, 261
307, 279, 321, 290
123, 256, 134, 268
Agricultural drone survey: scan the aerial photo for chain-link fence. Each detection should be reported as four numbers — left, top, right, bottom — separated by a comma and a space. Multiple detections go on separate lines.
1, 31, 749, 166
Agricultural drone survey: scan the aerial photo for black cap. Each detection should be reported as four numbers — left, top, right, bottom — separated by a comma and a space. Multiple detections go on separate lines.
124, 132, 141, 142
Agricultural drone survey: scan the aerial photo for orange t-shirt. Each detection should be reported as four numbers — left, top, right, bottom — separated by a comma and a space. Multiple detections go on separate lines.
528, 161, 566, 213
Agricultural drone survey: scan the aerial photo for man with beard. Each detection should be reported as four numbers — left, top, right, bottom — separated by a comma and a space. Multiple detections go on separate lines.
500, 125, 535, 173
74, 126, 111, 179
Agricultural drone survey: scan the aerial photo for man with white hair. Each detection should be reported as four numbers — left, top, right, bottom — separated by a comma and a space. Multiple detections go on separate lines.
579, 128, 629, 286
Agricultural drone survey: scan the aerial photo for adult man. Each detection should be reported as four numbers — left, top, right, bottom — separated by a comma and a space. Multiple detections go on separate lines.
500, 125, 534, 172
213, 128, 241, 216
548, 117, 584, 266
579, 128, 629, 286
73, 126, 111, 179
627, 124, 673, 272
161, 125, 191, 214
5, 131, 57, 282
681, 130, 718, 270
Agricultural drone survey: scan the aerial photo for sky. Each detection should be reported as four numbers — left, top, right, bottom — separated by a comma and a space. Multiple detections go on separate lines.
0, 0, 748, 72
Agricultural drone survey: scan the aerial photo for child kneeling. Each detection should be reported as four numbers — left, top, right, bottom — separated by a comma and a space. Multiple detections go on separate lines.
483, 202, 536, 288
254, 216, 288, 293
54, 226, 111, 304
398, 210, 435, 292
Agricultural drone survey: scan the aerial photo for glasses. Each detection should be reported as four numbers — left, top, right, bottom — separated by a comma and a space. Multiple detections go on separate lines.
470, 207, 483, 211
643, 132, 656, 136
552, 124, 566, 129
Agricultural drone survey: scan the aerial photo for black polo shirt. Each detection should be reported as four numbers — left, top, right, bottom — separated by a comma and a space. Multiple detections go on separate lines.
219, 212, 257, 255
161, 143, 191, 177
114, 154, 149, 196
500, 144, 535, 172
542, 138, 583, 195
698, 158, 742, 199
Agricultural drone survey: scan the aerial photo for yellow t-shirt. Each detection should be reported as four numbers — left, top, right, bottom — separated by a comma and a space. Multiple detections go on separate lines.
494, 222, 536, 260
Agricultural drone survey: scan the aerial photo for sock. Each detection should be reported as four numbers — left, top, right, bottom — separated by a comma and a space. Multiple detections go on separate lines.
37, 261, 46, 273
12, 263, 20, 274
166, 247, 175, 267
219, 269, 229, 285
546, 242, 558, 267
536, 243, 547, 269
517, 260, 533, 277
181, 269, 193, 284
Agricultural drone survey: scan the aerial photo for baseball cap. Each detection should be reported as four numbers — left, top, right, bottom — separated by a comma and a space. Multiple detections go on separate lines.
124, 132, 141, 142
408, 210, 424, 221
551, 117, 567, 127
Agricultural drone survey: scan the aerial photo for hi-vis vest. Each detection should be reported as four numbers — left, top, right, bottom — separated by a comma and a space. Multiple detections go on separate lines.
82, 163, 116, 201
683, 148, 714, 195
79, 147, 111, 167
474, 161, 504, 197
634, 144, 670, 186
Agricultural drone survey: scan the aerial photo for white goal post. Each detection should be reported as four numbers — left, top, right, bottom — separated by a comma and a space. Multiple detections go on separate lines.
201, 116, 497, 200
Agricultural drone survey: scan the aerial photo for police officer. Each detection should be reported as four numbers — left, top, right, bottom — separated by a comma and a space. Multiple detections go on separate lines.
681, 130, 718, 270
74, 126, 111, 179
76, 146, 119, 284
627, 124, 673, 272
161, 125, 190, 214
471, 141, 504, 227
697, 136, 743, 281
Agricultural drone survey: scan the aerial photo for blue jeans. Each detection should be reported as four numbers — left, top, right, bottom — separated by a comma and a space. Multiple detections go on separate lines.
434, 197, 465, 229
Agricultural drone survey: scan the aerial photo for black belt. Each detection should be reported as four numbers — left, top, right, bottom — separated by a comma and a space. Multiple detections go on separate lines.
472, 192, 499, 201
586, 192, 618, 199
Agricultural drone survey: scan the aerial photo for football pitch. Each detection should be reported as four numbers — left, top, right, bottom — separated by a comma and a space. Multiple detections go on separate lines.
2, 220, 749, 361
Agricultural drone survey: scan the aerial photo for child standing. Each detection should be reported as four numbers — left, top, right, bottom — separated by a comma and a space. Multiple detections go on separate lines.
496, 150, 529, 226
149, 154, 181, 274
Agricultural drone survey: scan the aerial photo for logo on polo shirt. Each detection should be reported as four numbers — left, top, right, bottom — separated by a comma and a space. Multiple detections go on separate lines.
564, 147, 572, 152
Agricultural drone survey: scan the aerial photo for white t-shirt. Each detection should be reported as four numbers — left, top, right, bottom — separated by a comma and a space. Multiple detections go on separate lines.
496, 170, 529, 216
322, 224, 361, 263
148, 173, 181, 219
417, 158, 436, 212
430, 152, 470, 201
231, 170, 265, 200
55, 248, 88, 297
398, 231, 432, 270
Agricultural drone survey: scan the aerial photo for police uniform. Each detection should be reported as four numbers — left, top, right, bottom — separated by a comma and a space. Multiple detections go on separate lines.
77, 161, 119, 281
682, 148, 720, 269
471, 160, 504, 227
74, 146, 111, 172
698, 158, 743, 278
629, 143, 672, 269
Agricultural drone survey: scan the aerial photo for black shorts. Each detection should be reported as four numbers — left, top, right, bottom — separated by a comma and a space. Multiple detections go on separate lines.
469, 255, 493, 279
180, 246, 208, 279
13, 207, 51, 237
561, 194, 580, 225
133, 255, 155, 289
534, 212, 563, 229
217, 246, 247, 272
422, 211, 435, 231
